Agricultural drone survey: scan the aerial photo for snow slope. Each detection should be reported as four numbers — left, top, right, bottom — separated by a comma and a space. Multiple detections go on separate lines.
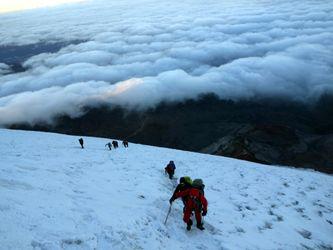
0, 129, 332, 250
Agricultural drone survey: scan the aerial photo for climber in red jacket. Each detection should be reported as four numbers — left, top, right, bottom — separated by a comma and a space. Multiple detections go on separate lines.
170, 179, 207, 230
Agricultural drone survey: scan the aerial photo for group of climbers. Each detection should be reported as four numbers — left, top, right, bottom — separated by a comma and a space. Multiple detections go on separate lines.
78, 138, 129, 150
165, 161, 208, 231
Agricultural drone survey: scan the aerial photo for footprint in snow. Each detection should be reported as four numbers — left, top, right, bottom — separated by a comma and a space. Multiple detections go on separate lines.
61, 238, 84, 247
245, 205, 256, 211
275, 215, 283, 222
33, 236, 98, 250
258, 222, 273, 232
297, 229, 312, 239
298, 190, 306, 196
306, 186, 316, 191
203, 221, 223, 236
254, 198, 263, 205
270, 204, 277, 209
268, 209, 274, 216
313, 200, 325, 208
234, 204, 243, 211
292, 200, 299, 206
301, 214, 311, 220
157, 227, 170, 238
295, 207, 305, 214
210, 186, 221, 192
31, 240, 54, 249
267, 210, 283, 221
325, 192, 332, 199
234, 226, 245, 234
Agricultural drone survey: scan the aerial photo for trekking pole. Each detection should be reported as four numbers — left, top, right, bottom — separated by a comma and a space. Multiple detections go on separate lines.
164, 204, 172, 225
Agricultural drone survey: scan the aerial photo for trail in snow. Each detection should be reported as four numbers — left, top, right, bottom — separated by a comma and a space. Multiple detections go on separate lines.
0, 129, 332, 249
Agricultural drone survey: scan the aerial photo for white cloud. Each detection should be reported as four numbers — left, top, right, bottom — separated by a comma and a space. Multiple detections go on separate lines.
0, 63, 11, 75
0, 0, 332, 125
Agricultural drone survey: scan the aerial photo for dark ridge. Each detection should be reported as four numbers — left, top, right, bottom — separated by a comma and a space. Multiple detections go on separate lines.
0, 40, 84, 73
9, 94, 333, 173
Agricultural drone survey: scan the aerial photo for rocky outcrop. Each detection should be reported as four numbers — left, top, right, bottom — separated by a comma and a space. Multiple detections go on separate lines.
203, 124, 332, 173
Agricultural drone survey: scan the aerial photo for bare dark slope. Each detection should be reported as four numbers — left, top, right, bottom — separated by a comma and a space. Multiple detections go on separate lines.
0, 41, 83, 74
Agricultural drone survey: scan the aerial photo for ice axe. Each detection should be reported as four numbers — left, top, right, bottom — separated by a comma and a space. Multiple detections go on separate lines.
164, 203, 172, 225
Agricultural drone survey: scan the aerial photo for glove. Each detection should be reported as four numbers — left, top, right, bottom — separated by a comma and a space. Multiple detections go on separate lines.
202, 210, 207, 216
169, 197, 175, 204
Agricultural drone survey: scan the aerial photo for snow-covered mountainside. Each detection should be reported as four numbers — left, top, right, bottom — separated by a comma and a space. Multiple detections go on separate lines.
0, 129, 332, 249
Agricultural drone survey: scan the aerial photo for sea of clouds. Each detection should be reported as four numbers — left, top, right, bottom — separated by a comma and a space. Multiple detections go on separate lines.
0, 0, 332, 125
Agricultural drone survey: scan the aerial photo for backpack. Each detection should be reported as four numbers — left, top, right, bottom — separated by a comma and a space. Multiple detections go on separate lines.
169, 162, 175, 170
192, 179, 204, 190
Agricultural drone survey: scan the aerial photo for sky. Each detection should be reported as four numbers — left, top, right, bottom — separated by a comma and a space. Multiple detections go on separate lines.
0, 0, 84, 13
0, 0, 332, 126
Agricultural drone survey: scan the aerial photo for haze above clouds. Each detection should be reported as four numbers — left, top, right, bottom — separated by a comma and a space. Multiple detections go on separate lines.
0, 0, 332, 125
0, 0, 84, 13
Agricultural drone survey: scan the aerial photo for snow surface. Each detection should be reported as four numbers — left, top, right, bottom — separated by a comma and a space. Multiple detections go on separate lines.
0, 129, 332, 249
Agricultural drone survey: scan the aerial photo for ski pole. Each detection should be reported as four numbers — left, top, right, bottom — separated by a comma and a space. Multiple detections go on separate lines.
164, 204, 172, 225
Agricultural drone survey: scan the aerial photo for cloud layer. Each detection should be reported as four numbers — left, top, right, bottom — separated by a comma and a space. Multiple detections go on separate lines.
0, 0, 333, 125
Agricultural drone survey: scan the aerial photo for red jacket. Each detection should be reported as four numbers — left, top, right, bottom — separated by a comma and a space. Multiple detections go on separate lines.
174, 188, 208, 213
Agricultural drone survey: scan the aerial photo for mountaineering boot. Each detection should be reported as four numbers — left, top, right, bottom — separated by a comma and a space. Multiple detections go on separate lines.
186, 219, 193, 231
186, 223, 191, 231
196, 223, 205, 230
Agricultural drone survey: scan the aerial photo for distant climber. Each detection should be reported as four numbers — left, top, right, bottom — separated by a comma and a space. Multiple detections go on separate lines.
105, 142, 112, 150
170, 176, 192, 208
165, 160, 176, 179
123, 140, 129, 148
112, 140, 118, 149
78, 138, 84, 149
170, 179, 207, 231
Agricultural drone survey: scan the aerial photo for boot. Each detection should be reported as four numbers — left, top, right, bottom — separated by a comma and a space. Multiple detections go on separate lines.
186, 219, 193, 231
196, 223, 205, 230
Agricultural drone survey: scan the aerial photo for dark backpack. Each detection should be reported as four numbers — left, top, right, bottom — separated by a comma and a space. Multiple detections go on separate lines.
192, 179, 204, 188
192, 179, 205, 194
